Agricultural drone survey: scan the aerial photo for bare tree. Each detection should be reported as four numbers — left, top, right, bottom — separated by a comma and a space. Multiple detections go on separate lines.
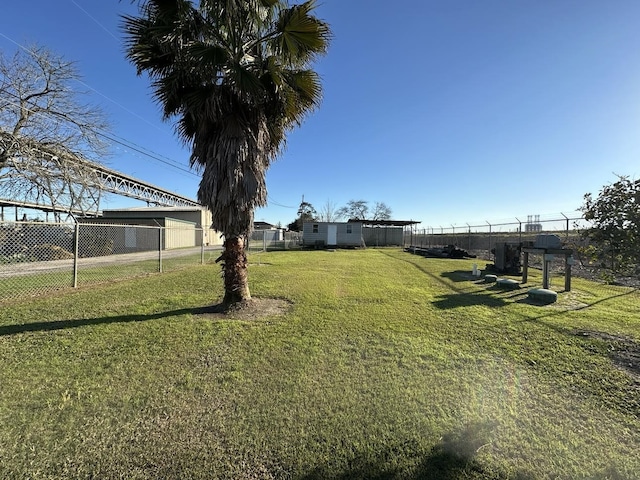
337, 199, 369, 220
318, 198, 340, 222
372, 201, 392, 221
0, 45, 110, 218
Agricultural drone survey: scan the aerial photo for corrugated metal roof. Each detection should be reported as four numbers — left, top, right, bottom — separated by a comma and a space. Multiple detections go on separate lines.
347, 219, 420, 226
102, 206, 207, 212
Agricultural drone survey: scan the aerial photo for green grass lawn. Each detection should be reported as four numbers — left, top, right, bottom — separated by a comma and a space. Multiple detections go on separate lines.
0, 248, 638, 479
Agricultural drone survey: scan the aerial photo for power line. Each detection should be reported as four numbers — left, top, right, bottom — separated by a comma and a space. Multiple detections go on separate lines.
0, 31, 197, 178
0, 33, 33, 55
2, 23, 289, 206
97, 131, 197, 177
72, 77, 170, 136
65, 2, 174, 136
69, 0, 120, 42
0, 91, 199, 179
267, 196, 296, 209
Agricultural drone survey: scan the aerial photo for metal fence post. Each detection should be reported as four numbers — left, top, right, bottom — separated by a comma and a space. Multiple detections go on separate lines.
201, 230, 205, 265
73, 222, 80, 288
158, 226, 163, 273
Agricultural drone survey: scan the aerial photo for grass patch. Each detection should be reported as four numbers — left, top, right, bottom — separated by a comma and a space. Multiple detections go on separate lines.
0, 248, 639, 479
0, 251, 210, 302
0, 270, 75, 299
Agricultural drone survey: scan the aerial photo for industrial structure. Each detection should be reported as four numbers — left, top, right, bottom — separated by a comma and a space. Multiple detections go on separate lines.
1, 133, 199, 221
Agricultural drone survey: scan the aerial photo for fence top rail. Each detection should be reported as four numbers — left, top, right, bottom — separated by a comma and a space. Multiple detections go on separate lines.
420, 216, 585, 232
0, 221, 202, 231
1, 221, 74, 227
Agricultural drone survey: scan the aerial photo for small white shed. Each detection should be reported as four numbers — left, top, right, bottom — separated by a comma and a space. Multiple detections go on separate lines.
302, 222, 363, 248
302, 219, 419, 248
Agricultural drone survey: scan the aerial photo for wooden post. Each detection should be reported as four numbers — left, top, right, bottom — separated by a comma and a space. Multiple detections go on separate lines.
565, 255, 572, 292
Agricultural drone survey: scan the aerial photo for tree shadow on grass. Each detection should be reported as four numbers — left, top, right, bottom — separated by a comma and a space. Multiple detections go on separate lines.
434, 274, 532, 309
0, 305, 223, 336
297, 422, 534, 480
380, 252, 469, 294
380, 252, 514, 310
432, 291, 509, 310
440, 270, 486, 283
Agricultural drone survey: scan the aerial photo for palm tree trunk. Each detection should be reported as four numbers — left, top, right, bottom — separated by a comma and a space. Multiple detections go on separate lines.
220, 236, 251, 306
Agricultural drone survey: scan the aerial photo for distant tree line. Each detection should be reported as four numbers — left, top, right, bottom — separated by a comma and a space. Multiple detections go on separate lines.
287, 198, 392, 231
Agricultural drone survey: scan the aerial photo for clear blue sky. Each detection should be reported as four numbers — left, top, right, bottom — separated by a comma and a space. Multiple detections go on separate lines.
2, 1, 640, 228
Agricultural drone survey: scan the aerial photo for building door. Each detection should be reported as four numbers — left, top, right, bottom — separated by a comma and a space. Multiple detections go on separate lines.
124, 227, 137, 248
327, 224, 337, 245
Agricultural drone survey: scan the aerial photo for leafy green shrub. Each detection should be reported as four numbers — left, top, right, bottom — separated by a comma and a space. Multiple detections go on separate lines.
580, 175, 640, 274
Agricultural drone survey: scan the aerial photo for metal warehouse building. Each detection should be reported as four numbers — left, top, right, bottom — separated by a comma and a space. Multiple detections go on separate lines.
78, 206, 223, 250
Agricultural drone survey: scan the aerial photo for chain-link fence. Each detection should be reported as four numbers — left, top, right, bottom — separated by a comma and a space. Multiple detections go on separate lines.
405, 215, 581, 254
0, 221, 221, 302
403, 213, 640, 291
3, 215, 637, 301
247, 229, 302, 252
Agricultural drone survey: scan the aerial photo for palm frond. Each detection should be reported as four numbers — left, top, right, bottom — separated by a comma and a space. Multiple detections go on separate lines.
122, 0, 330, 238
272, 0, 330, 65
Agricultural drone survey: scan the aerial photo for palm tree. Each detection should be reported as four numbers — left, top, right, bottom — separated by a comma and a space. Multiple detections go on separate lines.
122, 0, 330, 306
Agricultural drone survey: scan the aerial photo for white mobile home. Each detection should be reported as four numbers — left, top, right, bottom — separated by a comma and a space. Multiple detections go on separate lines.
302, 222, 363, 248
303, 220, 419, 248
